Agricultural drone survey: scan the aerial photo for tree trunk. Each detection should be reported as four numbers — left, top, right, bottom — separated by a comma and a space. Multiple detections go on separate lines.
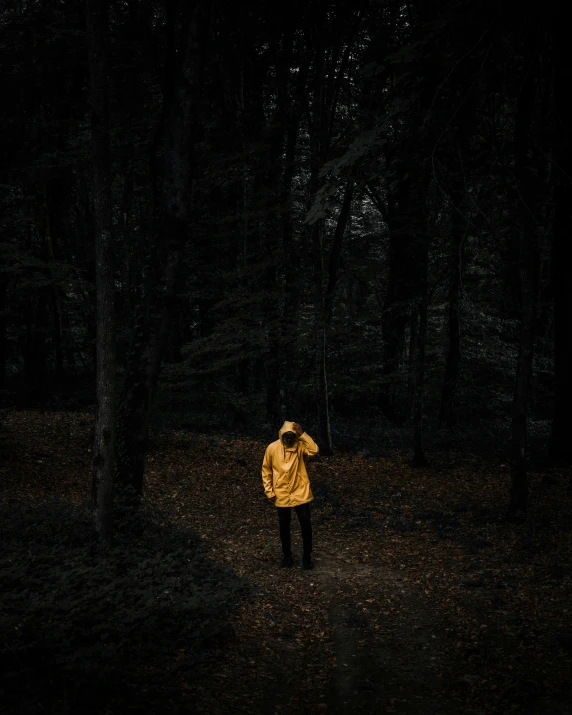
86, 0, 116, 546
262, 35, 291, 427
311, 181, 354, 452
278, 39, 308, 419
439, 204, 464, 427
265, 350, 281, 426
314, 223, 333, 455
325, 181, 354, 321
0, 281, 6, 392
19, 296, 49, 398
309, 30, 333, 454
508, 243, 536, 517
507, 30, 538, 519
406, 306, 419, 421
411, 229, 429, 467
550, 8, 572, 464
115, 2, 203, 506
551, 179, 572, 463
50, 289, 65, 386
317, 323, 332, 452
380, 177, 413, 423
39, 182, 66, 387
19, 299, 36, 394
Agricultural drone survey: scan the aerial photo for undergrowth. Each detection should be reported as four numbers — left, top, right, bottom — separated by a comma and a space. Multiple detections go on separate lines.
0, 496, 250, 715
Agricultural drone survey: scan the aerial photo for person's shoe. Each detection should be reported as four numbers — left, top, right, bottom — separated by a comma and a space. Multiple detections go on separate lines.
302, 555, 313, 570
280, 554, 294, 568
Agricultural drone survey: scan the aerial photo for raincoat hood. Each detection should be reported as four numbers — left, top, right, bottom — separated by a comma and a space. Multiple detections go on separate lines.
279, 421, 298, 442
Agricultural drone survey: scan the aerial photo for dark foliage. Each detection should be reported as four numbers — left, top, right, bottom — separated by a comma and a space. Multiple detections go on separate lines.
0, 496, 249, 714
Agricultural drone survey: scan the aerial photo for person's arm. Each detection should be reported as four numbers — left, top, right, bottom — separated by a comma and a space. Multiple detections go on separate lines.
261, 445, 276, 499
292, 423, 319, 457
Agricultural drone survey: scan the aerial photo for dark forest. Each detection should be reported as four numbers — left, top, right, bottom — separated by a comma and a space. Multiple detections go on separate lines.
1, 0, 571, 713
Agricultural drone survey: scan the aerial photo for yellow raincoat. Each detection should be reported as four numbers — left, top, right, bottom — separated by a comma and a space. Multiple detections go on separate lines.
261, 421, 319, 507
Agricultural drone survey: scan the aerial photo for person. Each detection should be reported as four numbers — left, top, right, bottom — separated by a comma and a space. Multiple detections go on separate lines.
261, 420, 319, 570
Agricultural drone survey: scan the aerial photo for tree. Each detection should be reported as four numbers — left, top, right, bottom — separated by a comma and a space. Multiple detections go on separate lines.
550, 6, 572, 465
507, 21, 539, 519
114, 0, 206, 506
439, 91, 474, 428
86, 0, 116, 545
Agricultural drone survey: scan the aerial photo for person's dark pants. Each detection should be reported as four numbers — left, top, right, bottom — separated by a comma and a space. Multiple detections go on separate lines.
277, 502, 312, 558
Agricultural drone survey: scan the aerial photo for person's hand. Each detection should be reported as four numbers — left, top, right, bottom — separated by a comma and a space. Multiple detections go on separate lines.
292, 422, 303, 436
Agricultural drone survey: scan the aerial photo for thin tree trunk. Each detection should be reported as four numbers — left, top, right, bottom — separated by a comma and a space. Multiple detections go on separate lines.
325, 181, 354, 321
380, 177, 412, 423
278, 43, 308, 419
507, 30, 538, 519
86, 0, 116, 546
312, 182, 354, 453
263, 34, 292, 426
20, 299, 36, 393
406, 306, 419, 421
39, 182, 66, 386
0, 281, 6, 392
50, 289, 65, 386
408, 0, 441, 465
439, 205, 464, 427
508, 241, 536, 517
309, 29, 333, 454
315, 223, 333, 455
265, 350, 281, 425
412, 229, 429, 467
19, 297, 47, 397
318, 323, 332, 451
550, 8, 572, 464
551, 179, 572, 463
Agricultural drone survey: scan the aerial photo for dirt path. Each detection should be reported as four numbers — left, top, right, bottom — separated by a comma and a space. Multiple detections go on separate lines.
188, 531, 460, 714
312, 548, 456, 714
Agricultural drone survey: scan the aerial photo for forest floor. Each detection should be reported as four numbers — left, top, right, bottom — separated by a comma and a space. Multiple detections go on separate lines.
1, 411, 572, 714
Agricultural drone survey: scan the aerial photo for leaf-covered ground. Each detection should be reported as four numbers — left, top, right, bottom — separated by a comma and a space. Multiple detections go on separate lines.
1, 411, 571, 714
